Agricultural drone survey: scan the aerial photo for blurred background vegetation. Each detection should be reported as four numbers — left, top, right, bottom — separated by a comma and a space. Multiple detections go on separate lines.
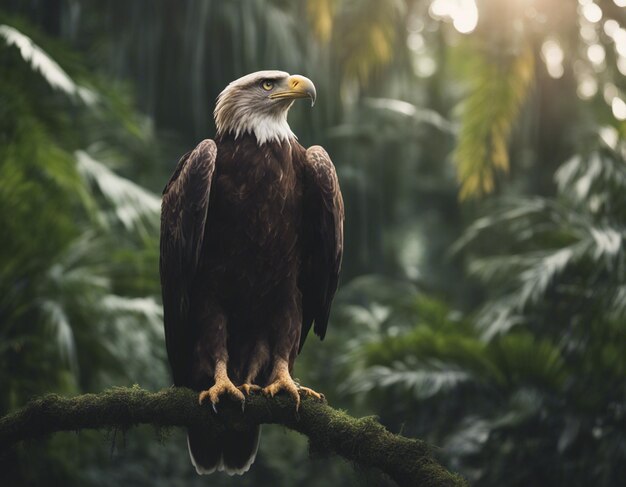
1, 0, 625, 485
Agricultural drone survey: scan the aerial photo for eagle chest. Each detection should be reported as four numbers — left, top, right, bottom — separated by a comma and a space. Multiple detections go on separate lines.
208, 146, 303, 269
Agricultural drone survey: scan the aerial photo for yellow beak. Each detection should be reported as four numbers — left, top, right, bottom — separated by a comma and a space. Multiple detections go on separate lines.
269, 74, 317, 106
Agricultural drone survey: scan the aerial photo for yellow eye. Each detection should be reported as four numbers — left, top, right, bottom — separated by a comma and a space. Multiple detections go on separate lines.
262, 80, 274, 91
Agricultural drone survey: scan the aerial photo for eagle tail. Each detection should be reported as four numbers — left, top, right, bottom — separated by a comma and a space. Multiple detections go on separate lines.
187, 426, 261, 476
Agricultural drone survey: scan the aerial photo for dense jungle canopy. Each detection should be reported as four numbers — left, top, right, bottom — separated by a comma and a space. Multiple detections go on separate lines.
1, 1, 625, 485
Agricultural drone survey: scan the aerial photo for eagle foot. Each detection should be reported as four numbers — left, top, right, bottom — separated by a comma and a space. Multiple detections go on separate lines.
297, 385, 325, 402
238, 383, 262, 396
199, 378, 246, 413
263, 376, 301, 410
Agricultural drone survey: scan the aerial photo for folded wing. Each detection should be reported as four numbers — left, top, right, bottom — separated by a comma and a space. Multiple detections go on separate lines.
160, 139, 217, 386
299, 145, 344, 351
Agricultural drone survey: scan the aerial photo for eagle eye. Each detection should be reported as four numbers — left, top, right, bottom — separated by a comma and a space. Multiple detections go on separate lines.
261, 80, 274, 91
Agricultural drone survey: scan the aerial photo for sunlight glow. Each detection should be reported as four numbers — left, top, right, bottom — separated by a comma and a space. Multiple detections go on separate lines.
614, 0, 626, 7
618, 56, 626, 76
430, 0, 453, 17
612, 97, 626, 121
603, 83, 618, 104
407, 32, 424, 51
580, 24, 597, 42
413, 56, 437, 77
587, 44, 606, 65
429, 0, 479, 35
578, 77, 598, 99
407, 15, 425, 33
541, 39, 565, 79
613, 29, 626, 57
603, 19, 619, 37
453, 0, 478, 34
581, 3, 603, 23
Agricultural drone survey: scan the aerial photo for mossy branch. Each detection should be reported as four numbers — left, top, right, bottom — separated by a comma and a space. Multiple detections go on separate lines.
0, 387, 466, 487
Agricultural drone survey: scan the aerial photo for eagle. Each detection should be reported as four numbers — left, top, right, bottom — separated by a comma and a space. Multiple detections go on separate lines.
160, 71, 344, 475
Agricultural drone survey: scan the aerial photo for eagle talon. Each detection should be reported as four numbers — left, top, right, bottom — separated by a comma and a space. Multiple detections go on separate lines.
263, 377, 301, 410
198, 390, 220, 414
198, 390, 210, 405
238, 383, 262, 396
298, 386, 325, 402
198, 373, 245, 413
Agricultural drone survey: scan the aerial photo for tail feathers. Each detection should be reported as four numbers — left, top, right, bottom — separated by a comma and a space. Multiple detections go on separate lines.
187, 426, 261, 476
187, 429, 221, 475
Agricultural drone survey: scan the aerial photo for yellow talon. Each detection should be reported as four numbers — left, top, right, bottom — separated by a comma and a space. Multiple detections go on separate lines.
263, 358, 327, 410
198, 360, 245, 411
298, 386, 325, 402
198, 380, 244, 405
263, 376, 301, 409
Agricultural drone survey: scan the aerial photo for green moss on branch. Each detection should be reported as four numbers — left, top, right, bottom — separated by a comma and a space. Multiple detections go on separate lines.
0, 386, 466, 487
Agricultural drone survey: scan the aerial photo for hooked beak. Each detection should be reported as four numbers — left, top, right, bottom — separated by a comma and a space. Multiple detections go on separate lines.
269, 74, 317, 107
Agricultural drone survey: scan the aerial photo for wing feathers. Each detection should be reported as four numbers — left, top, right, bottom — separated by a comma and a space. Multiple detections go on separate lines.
299, 145, 344, 351
160, 139, 217, 385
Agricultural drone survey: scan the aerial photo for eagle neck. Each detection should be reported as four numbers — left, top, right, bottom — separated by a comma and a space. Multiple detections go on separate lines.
216, 128, 297, 149
214, 104, 296, 145
216, 132, 296, 161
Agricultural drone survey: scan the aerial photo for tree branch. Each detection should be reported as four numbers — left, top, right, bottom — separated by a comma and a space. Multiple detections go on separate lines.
0, 387, 466, 487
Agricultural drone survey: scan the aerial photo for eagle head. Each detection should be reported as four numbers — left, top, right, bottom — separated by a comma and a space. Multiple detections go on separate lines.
214, 70, 316, 145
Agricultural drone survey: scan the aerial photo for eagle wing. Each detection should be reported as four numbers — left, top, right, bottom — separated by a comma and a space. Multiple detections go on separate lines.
160, 139, 217, 386
299, 145, 344, 351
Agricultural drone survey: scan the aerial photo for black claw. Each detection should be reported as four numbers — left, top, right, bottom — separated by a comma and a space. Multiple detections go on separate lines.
212, 402, 218, 414
241, 399, 246, 412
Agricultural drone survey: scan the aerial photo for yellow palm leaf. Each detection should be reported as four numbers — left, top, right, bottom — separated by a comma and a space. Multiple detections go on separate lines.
455, 43, 535, 200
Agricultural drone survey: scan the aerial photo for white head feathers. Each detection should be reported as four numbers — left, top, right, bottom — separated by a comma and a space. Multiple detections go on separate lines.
214, 70, 316, 145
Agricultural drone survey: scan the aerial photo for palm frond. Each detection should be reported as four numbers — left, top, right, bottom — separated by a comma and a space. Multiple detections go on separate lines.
99, 295, 166, 386
467, 254, 533, 285
458, 141, 626, 334
443, 417, 492, 458
39, 299, 78, 377
610, 285, 626, 317
475, 296, 524, 340
444, 387, 545, 458
344, 358, 472, 400
364, 97, 458, 134
0, 24, 95, 104
450, 197, 552, 254
75, 150, 160, 233
306, 0, 337, 43
488, 333, 567, 391
338, 290, 510, 391
517, 247, 579, 309
588, 227, 622, 262
333, 0, 403, 84
454, 43, 535, 199
101, 295, 163, 331
555, 140, 626, 214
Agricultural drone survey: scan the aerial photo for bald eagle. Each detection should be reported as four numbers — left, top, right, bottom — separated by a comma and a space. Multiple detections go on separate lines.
160, 71, 344, 475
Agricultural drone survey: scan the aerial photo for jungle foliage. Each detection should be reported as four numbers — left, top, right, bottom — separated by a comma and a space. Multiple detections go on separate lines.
1, 1, 625, 486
